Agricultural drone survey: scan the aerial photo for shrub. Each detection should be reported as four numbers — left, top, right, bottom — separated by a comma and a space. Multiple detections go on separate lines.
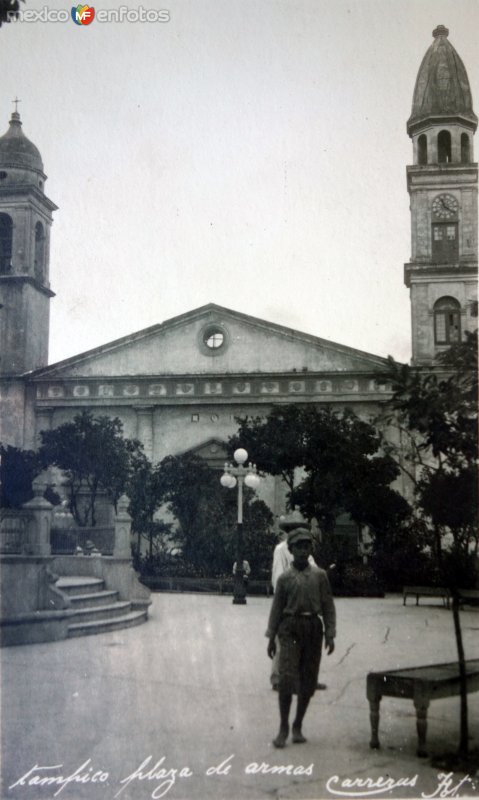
335, 562, 384, 597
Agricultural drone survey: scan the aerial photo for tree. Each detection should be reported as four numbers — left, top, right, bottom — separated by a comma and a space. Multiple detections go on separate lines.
127, 455, 173, 557
379, 330, 478, 761
230, 405, 408, 544
229, 405, 307, 493
0, 444, 41, 507
0, 0, 23, 26
39, 411, 144, 527
154, 453, 274, 577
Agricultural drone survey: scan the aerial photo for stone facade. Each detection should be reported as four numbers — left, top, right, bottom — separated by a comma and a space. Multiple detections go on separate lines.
16, 303, 397, 520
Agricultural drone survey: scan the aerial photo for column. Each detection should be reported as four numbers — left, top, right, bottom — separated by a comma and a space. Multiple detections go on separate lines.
35, 406, 53, 446
136, 406, 154, 460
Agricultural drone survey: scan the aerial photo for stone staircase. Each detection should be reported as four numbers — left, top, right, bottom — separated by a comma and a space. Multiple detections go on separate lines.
56, 576, 148, 638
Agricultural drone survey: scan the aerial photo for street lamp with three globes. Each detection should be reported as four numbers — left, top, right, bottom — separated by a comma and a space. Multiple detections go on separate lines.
220, 448, 260, 605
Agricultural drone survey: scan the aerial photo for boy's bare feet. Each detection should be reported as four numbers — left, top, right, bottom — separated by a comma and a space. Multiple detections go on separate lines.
292, 726, 307, 743
272, 725, 289, 748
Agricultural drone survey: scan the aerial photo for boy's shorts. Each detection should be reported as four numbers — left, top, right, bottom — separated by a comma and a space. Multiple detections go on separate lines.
277, 614, 323, 697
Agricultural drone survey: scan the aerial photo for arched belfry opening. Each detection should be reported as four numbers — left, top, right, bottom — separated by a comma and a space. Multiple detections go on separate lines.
461, 132, 470, 163
418, 134, 428, 164
437, 130, 451, 163
0, 213, 13, 274
34, 221, 45, 281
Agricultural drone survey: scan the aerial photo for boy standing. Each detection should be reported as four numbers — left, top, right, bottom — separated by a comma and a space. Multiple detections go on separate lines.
266, 527, 336, 748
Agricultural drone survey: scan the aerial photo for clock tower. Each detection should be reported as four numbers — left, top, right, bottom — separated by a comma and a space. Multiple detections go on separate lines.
405, 25, 478, 365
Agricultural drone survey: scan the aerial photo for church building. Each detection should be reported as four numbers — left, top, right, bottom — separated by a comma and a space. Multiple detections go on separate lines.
0, 26, 477, 527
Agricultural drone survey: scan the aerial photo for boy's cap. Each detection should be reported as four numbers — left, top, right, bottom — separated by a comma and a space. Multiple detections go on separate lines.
287, 528, 312, 546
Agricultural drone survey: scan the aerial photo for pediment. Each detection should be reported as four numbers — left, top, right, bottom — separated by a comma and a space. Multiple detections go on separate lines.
32, 303, 389, 380
180, 438, 228, 469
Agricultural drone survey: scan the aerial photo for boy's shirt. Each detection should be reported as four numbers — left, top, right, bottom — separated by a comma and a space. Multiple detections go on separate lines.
271, 540, 316, 591
266, 563, 336, 642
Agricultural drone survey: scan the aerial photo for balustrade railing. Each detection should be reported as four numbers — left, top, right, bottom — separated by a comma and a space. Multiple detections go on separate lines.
0, 491, 132, 559
0, 513, 30, 554
50, 526, 115, 555
0, 482, 131, 558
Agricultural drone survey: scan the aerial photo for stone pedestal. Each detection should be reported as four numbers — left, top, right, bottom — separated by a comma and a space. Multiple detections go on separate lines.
21, 477, 53, 556
113, 494, 132, 558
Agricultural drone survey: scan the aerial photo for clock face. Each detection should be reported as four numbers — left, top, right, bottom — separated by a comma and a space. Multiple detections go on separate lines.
432, 193, 459, 219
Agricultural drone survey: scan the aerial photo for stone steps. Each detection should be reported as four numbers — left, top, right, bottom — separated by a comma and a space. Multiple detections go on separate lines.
68, 610, 148, 638
67, 590, 120, 609
57, 576, 105, 595
69, 600, 132, 623
55, 576, 148, 638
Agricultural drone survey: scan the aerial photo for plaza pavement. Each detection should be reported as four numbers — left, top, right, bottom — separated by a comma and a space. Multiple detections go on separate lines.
1, 592, 478, 800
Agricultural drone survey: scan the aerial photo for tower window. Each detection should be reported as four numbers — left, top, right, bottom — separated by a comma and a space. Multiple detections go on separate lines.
461, 133, 470, 164
34, 221, 45, 281
434, 297, 461, 344
0, 213, 13, 274
432, 222, 458, 263
418, 134, 428, 165
437, 130, 452, 163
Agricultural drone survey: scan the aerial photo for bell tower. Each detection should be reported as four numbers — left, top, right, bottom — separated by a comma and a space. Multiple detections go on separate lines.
0, 108, 57, 375
405, 25, 478, 365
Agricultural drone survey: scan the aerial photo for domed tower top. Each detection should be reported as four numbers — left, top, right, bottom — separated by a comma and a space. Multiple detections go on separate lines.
407, 25, 478, 135
0, 109, 45, 183
404, 27, 478, 368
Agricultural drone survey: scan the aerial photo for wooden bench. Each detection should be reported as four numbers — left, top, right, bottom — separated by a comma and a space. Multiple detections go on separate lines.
403, 585, 450, 608
459, 589, 479, 606
367, 659, 479, 757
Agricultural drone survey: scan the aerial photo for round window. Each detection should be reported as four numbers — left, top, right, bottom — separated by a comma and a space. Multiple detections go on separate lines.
198, 323, 229, 355
204, 330, 224, 349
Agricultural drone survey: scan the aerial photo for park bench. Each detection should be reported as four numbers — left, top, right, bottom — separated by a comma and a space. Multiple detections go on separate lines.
403, 585, 450, 607
459, 588, 479, 606
367, 659, 479, 757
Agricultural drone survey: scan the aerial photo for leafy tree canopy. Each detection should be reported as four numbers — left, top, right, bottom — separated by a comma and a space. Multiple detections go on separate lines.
39, 411, 144, 527
0, 444, 41, 507
379, 331, 478, 554
229, 405, 408, 537
153, 453, 274, 577
127, 456, 174, 557
384, 330, 478, 469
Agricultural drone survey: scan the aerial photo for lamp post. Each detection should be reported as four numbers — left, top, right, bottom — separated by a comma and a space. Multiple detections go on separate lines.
220, 448, 260, 605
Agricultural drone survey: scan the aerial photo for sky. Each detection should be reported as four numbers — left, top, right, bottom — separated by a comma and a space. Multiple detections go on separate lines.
1, 0, 478, 365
